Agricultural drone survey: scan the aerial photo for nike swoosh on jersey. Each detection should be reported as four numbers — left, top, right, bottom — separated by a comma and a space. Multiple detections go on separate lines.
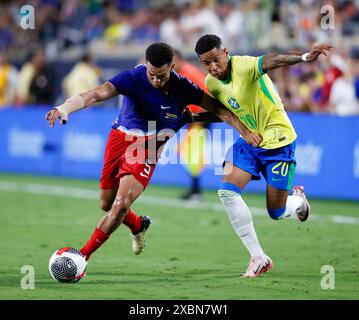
161, 105, 172, 109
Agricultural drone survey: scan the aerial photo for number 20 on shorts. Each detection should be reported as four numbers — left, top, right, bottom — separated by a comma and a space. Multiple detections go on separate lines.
271, 161, 289, 176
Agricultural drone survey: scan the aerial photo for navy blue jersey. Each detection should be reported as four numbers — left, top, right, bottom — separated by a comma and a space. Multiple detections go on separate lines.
108, 64, 204, 134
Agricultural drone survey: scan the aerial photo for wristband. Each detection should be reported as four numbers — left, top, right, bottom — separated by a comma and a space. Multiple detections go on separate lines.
301, 53, 310, 62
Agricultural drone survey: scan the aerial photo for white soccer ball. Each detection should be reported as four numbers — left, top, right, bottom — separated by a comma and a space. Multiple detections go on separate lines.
49, 247, 87, 283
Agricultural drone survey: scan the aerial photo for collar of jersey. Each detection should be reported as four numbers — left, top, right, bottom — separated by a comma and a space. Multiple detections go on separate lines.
219, 55, 232, 84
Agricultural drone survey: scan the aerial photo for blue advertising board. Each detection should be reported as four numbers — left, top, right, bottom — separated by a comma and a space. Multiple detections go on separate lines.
0, 107, 358, 200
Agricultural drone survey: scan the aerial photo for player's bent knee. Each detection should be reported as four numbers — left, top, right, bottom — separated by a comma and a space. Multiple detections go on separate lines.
99, 200, 112, 212
112, 203, 130, 217
267, 207, 286, 220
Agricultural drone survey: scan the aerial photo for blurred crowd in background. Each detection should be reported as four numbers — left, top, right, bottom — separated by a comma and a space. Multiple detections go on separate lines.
0, 0, 359, 115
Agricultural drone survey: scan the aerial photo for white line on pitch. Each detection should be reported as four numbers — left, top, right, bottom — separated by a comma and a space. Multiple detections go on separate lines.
0, 180, 358, 225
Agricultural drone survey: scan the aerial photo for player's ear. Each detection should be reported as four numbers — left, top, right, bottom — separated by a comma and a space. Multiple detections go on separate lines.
224, 48, 229, 57
170, 62, 175, 70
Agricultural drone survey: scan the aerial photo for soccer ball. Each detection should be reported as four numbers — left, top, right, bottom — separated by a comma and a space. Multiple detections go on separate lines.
49, 247, 87, 283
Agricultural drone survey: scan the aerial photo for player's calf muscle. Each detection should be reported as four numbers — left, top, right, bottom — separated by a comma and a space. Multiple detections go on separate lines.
111, 195, 132, 218
99, 196, 132, 234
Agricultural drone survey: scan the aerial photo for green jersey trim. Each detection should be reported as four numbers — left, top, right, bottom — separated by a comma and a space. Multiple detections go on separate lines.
259, 76, 275, 105
258, 55, 265, 76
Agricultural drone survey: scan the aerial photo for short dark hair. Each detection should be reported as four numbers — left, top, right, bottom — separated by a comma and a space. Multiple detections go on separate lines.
145, 42, 174, 67
195, 34, 223, 56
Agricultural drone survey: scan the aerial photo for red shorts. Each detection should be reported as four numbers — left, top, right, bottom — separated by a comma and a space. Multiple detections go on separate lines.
100, 129, 167, 190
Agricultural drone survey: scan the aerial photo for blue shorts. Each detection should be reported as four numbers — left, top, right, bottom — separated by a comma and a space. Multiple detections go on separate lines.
224, 138, 296, 191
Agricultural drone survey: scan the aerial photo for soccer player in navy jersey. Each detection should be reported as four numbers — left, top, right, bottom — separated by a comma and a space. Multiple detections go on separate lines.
45, 42, 262, 261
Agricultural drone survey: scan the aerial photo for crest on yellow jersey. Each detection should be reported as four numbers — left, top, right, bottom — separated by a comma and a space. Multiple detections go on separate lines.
228, 97, 240, 110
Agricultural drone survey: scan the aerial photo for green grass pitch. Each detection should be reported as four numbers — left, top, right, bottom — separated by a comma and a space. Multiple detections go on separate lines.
0, 173, 358, 300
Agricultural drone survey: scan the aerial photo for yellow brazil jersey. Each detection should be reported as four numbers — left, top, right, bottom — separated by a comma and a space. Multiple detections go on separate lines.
206, 55, 297, 149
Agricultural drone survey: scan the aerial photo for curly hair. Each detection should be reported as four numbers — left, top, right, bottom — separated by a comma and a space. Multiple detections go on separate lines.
195, 34, 223, 56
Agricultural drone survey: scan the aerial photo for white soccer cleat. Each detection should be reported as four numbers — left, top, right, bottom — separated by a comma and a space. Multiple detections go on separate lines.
292, 186, 311, 222
131, 215, 151, 255
240, 255, 273, 278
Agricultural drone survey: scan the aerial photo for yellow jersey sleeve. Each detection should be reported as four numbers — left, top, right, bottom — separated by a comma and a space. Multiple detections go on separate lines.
234, 55, 266, 82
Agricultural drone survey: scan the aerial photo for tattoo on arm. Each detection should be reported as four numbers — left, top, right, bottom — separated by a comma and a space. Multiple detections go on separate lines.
262, 53, 303, 72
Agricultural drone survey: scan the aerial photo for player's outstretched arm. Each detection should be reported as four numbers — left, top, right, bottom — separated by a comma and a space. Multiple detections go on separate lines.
45, 81, 118, 127
261, 44, 333, 72
199, 93, 262, 147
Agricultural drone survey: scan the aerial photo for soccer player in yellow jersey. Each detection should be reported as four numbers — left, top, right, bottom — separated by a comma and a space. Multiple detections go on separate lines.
195, 34, 332, 278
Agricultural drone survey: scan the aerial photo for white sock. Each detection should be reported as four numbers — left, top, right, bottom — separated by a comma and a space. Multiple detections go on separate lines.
283, 195, 306, 218
218, 189, 265, 258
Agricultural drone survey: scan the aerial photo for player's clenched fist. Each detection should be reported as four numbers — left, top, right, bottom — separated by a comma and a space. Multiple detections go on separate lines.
242, 131, 263, 147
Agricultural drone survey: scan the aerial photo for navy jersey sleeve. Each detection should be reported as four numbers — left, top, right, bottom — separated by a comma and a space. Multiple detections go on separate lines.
179, 77, 204, 106
108, 70, 137, 96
